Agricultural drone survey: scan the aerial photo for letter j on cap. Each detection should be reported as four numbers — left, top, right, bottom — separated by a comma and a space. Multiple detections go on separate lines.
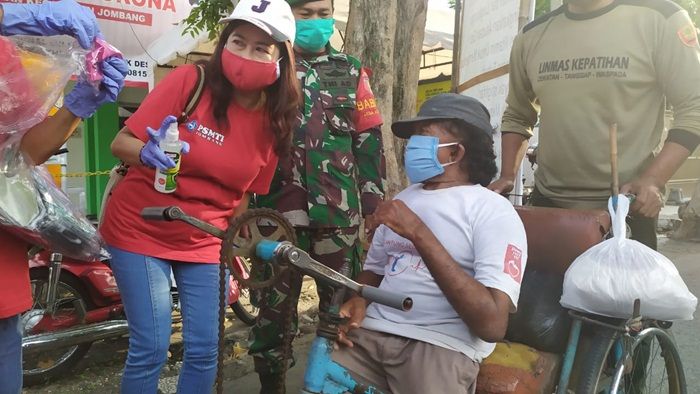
252, 0, 271, 12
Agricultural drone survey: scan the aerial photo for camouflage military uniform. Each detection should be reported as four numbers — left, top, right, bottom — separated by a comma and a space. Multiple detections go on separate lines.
250, 46, 386, 375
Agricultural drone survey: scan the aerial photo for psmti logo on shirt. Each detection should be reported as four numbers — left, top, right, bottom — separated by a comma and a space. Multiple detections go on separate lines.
195, 124, 225, 146
503, 244, 523, 284
186, 120, 198, 132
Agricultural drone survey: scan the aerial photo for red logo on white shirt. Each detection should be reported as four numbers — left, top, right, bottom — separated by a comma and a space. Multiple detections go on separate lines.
503, 244, 523, 284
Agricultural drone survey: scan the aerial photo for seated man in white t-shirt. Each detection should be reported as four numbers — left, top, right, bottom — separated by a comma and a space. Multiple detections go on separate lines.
333, 93, 528, 394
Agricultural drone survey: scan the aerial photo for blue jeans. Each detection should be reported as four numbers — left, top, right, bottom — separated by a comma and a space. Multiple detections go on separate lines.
109, 246, 227, 394
0, 315, 22, 394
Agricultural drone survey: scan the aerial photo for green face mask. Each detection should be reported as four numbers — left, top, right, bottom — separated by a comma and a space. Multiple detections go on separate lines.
295, 18, 335, 53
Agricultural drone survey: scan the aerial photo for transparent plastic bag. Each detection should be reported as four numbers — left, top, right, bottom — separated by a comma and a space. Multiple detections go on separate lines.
86, 37, 123, 89
0, 36, 106, 260
0, 138, 105, 260
560, 196, 697, 321
0, 35, 87, 134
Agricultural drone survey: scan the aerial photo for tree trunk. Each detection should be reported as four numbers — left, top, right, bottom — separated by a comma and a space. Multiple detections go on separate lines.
391, 0, 429, 183
345, 0, 428, 197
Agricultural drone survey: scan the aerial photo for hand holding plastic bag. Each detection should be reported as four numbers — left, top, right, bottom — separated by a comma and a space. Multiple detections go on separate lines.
560, 196, 697, 321
0, 35, 126, 260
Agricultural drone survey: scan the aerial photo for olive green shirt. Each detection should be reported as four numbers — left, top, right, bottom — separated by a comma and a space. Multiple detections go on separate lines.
501, 0, 700, 209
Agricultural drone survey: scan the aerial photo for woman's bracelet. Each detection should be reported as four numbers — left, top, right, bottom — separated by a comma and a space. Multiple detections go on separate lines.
139, 144, 147, 166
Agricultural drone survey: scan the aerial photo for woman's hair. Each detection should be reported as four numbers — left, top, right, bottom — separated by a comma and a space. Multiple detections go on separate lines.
199, 21, 301, 155
419, 119, 498, 186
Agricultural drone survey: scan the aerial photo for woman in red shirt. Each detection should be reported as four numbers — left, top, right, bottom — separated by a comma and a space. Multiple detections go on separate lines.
99, 1, 301, 392
0, 1, 127, 392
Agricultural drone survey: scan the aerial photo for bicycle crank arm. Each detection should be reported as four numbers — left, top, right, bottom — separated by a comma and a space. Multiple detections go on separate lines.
257, 241, 412, 311
141, 206, 226, 239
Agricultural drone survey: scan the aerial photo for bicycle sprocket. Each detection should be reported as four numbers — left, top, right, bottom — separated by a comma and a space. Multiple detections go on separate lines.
220, 208, 297, 289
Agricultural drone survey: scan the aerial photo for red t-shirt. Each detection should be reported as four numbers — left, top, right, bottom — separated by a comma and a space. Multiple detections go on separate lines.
100, 65, 278, 263
0, 39, 34, 318
0, 230, 31, 319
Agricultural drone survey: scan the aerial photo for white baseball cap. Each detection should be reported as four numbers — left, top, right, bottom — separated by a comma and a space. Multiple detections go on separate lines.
220, 0, 296, 45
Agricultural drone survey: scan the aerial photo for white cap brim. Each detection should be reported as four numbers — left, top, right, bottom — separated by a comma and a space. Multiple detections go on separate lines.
219, 16, 289, 43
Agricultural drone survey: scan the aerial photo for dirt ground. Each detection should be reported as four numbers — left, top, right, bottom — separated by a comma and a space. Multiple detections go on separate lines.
22, 278, 321, 394
22, 237, 700, 394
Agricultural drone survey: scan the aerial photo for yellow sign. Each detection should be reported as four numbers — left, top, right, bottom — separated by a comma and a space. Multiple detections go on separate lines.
416, 79, 452, 112
44, 164, 63, 188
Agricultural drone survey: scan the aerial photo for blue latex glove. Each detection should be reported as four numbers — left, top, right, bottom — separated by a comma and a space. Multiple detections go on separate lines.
64, 56, 129, 119
140, 115, 190, 170
0, 0, 100, 49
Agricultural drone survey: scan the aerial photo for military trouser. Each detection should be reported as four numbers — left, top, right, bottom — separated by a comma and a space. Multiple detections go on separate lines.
248, 226, 362, 375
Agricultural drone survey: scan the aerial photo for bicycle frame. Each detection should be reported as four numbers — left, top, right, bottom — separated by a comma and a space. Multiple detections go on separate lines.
141, 207, 411, 394
556, 297, 685, 394
556, 319, 582, 394
557, 310, 630, 394
302, 336, 382, 394
609, 327, 679, 394
300, 265, 384, 394
256, 240, 411, 394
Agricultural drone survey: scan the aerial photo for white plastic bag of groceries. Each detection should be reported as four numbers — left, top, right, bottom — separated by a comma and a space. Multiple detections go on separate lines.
561, 196, 697, 321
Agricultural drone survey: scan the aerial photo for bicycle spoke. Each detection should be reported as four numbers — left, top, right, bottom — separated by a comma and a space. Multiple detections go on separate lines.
249, 223, 263, 241
579, 323, 684, 394
233, 234, 252, 250
626, 334, 673, 394
267, 226, 287, 241
232, 246, 251, 257
650, 339, 668, 393
646, 340, 663, 393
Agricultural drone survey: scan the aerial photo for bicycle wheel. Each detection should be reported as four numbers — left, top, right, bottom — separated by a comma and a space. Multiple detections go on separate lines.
575, 325, 686, 394
230, 291, 258, 326
230, 257, 259, 326
609, 327, 686, 394
575, 326, 620, 393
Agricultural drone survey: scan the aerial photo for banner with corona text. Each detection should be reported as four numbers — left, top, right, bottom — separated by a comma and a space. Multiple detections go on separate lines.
1, 0, 195, 89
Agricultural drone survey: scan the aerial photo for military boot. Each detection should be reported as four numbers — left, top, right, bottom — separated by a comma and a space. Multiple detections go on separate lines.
259, 373, 285, 394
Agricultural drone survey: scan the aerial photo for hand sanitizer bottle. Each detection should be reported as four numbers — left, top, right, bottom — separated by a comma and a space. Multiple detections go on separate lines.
154, 123, 183, 194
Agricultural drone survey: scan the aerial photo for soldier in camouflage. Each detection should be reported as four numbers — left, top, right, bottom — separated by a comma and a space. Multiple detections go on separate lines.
250, 0, 386, 391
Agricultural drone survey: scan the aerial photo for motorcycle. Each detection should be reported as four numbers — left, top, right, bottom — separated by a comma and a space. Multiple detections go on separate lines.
21, 250, 258, 385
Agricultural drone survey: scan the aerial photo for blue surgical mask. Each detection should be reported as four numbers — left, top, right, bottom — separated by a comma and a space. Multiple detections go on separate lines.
404, 135, 459, 184
295, 18, 335, 53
